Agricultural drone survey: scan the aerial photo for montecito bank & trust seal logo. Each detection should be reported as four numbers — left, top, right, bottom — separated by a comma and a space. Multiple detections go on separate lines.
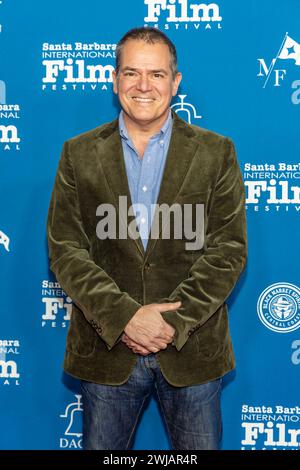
257, 283, 300, 333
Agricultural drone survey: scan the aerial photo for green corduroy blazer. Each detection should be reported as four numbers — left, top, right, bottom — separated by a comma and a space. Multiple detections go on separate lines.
46, 110, 247, 387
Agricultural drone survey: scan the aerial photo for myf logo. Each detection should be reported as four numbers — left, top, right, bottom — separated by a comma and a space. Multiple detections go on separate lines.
171, 94, 202, 124
41, 280, 71, 328
144, 0, 222, 30
0, 80, 6, 103
0, 230, 10, 252
257, 282, 300, 333
257, 32, 300, 104
59, 394, 83, 449
0, 339, 20, 386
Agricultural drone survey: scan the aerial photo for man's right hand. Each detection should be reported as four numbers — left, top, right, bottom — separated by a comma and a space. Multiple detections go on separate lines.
123, 301, 181, 353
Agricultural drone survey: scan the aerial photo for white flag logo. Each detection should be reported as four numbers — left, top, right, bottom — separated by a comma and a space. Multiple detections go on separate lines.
278, 35, 300, 65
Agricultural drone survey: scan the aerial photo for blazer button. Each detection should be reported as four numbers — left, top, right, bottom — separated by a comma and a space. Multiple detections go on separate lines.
144, 262, 151, 270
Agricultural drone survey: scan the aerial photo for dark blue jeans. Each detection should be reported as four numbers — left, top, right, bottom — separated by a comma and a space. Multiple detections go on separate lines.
81, 353, 222, 450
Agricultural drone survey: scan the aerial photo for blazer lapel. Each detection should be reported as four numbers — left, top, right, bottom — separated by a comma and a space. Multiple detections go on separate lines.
95, 111, 200, 261
144, 111, 200, 260
95, 119, 145, 258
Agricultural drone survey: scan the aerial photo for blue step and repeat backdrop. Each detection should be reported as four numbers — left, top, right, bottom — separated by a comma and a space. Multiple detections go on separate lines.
1, 0, 300, 451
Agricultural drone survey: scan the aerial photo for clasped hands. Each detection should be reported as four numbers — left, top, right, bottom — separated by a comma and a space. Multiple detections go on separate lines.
121, 301, 181, 356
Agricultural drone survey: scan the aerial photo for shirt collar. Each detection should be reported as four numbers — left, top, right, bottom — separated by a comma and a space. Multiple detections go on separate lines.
119, 109, 172, 142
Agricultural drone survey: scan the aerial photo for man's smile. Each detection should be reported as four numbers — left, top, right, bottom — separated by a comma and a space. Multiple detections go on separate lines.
131, 96, 156, 103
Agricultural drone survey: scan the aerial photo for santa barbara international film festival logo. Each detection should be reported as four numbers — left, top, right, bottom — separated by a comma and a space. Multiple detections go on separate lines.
41, 280, 71, 328
241, 403, 300, 450
144, 0, 222, 31
59, 395, 83, 449
0, 80, 21, 151
243, 161, 300, 213
257, 283, 300, 333
257, 32, 300, 105
0, 340, 20, 386
41, 42, 116, 92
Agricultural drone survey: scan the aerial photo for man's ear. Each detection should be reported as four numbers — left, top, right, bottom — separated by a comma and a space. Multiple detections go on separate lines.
172, 72, 182, 96
112, 70, 118, 94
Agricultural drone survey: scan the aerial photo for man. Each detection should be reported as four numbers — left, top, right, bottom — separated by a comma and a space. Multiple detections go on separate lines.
47, 27, 247, 450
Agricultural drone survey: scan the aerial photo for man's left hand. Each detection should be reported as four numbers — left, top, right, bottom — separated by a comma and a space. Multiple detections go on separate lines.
121, 333, 158, 355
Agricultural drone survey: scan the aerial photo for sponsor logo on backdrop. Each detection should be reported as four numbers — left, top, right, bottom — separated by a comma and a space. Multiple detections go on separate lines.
0, 339, 20, 386
171, 94, 202, 123
0, 80, 21, 151
244, 162, 300, 213
144, 0, 222, 31
241, 404, 300, 450
257, 32, 300, 105
0, 229, 10, 252
291, 340, 300, 365
41, 42, 116, 91
59, 395, 83, 449
257, 282, 300, 333
41, 280, 71, 328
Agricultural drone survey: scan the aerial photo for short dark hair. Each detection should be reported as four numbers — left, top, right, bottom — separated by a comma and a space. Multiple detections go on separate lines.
115, 27, 178, 78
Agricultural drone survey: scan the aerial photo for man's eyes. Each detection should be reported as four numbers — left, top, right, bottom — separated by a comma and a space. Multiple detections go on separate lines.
123, 72, 164, 78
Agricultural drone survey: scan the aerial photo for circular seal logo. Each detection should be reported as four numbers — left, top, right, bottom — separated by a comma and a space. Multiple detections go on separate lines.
257, 282, 300, 333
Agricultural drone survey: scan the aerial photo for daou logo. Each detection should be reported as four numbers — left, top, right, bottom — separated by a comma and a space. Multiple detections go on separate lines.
59, 395, 83, 449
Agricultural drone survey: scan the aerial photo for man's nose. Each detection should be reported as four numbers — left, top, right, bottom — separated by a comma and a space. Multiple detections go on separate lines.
136, 74, 152, 92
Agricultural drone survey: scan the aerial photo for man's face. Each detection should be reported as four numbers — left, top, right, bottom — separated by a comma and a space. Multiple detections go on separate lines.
113, 39, 182, 127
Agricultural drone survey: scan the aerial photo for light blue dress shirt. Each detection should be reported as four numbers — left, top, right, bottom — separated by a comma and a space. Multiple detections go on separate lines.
119, 109, 173, 251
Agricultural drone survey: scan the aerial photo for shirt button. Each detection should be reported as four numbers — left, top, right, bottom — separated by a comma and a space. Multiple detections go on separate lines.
159, 140, 164, 145
142, 185, 147, 192
141, 217, 146, 224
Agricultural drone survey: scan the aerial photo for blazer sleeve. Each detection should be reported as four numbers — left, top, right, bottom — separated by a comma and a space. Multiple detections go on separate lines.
46, 141, 142, 350
159, 138, 247, 352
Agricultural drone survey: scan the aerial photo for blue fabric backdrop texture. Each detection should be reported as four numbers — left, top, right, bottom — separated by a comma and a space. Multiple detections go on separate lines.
1, 0, 300, 450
